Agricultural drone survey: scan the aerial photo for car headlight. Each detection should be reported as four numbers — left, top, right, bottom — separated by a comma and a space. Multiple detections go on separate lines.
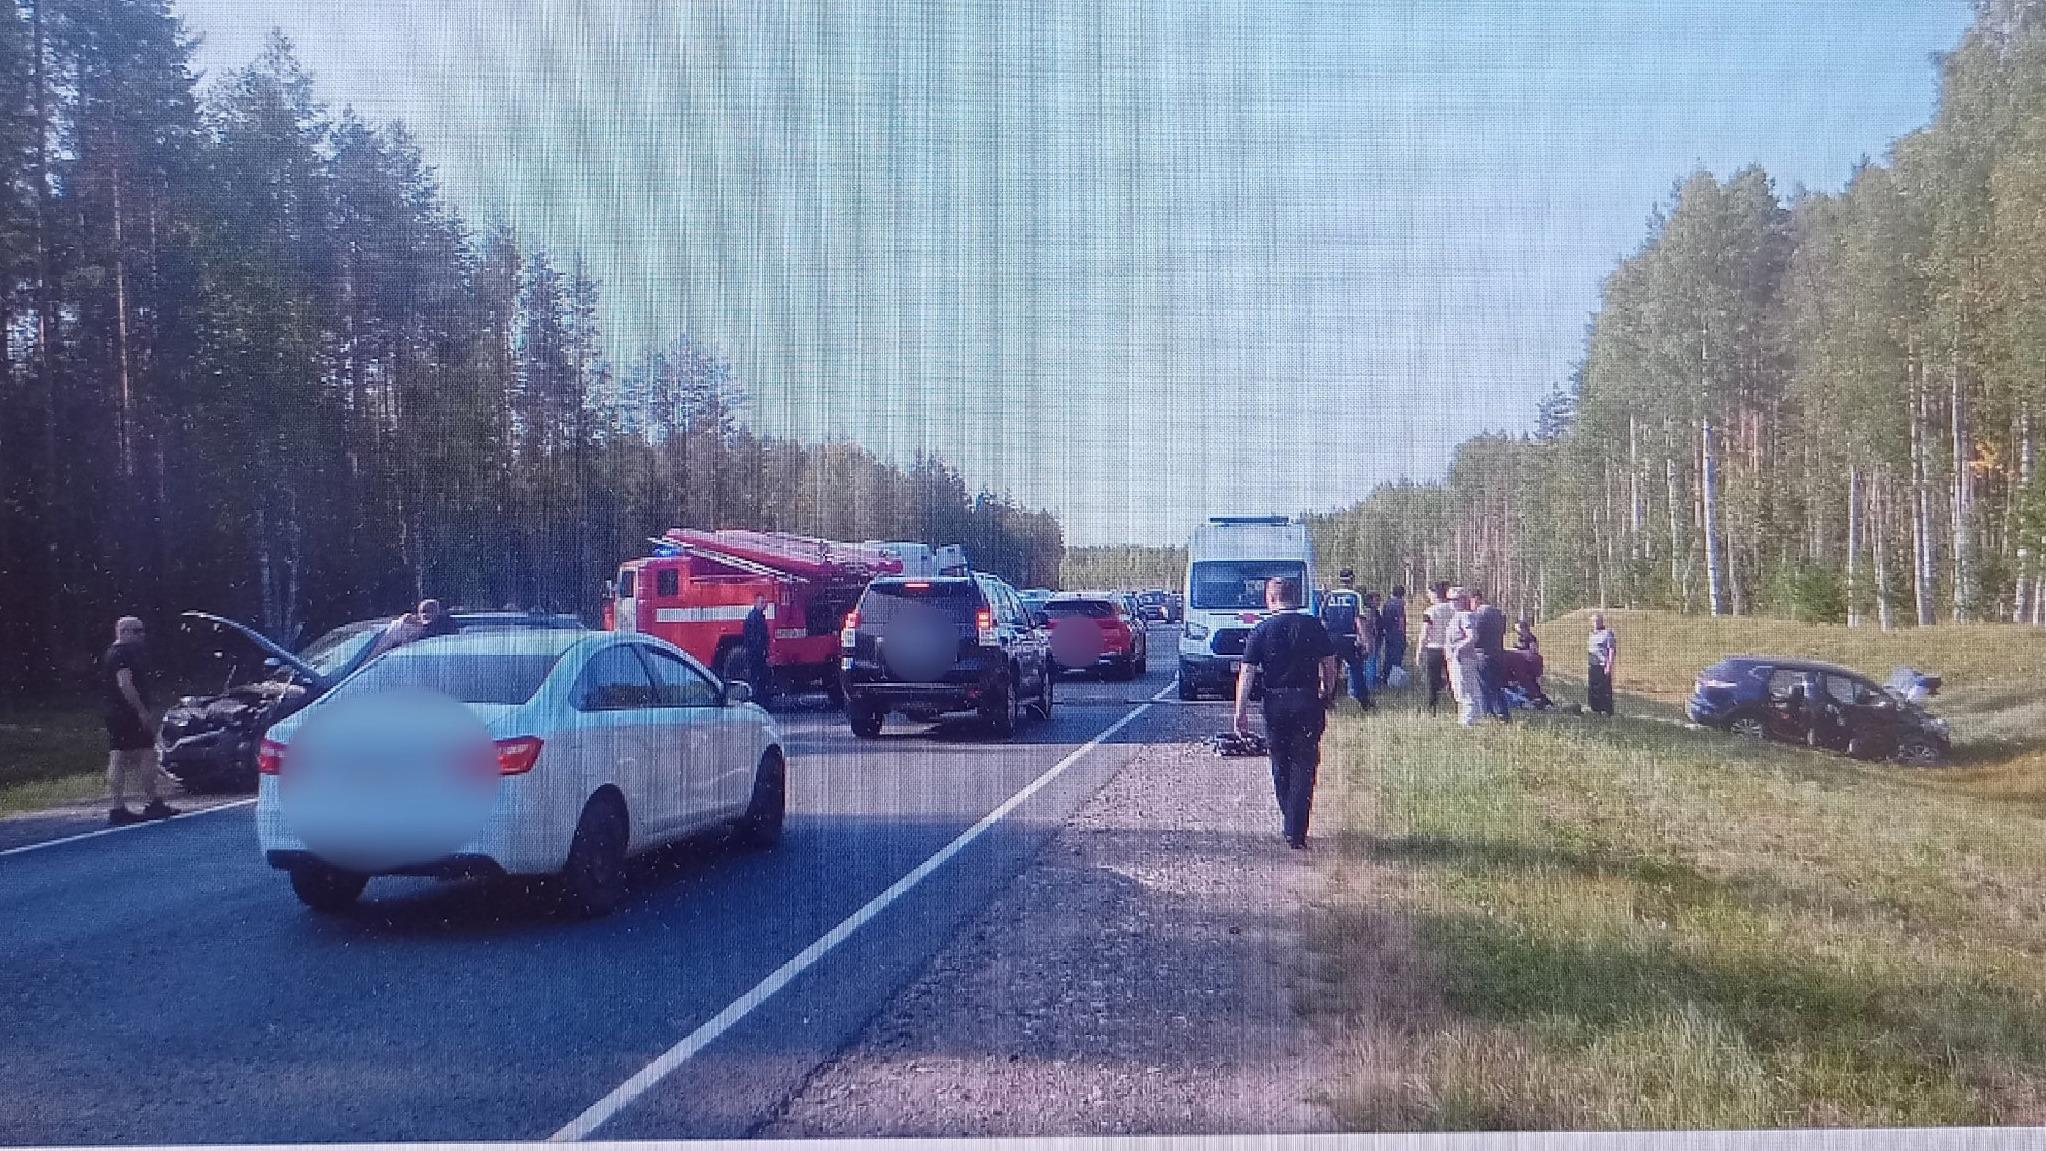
1184, 622, 1209, 641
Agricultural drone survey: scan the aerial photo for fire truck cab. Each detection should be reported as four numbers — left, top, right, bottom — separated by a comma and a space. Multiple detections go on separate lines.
605, 528, 901, 704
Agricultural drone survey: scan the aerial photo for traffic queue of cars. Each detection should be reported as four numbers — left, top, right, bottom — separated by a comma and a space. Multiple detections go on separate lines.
194, 529, 1169, 916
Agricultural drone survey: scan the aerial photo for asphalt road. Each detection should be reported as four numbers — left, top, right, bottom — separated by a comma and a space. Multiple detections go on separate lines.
0, 626, 1213, 1145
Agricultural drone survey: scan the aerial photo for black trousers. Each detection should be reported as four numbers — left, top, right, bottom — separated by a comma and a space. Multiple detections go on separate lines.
1588, 659, 1614, 715
1422, 647, 1450, 711
1474, 651, 1511, 722
1262, 689, 1327, 844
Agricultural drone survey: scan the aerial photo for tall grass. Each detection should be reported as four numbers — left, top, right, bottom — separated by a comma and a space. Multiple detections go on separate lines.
1311, 611, 2046, 1129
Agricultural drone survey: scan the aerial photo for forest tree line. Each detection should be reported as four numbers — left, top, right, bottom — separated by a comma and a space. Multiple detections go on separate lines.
1317, 0, 2046, 629
0, 4, 1062, 695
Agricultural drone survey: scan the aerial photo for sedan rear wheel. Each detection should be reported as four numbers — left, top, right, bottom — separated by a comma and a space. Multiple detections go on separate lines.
561, 793, 630, 918
289, 861, 367, 913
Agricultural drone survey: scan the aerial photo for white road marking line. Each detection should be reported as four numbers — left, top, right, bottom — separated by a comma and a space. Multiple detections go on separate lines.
549, 678, 1179, 1142
0, 797, 256, 859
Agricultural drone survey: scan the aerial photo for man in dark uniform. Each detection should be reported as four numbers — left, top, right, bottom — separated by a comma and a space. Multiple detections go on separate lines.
1233, 576, 1340, 850
102, 616, 176, 826
741, 593, 773, 704
1317, 569, 1371, 711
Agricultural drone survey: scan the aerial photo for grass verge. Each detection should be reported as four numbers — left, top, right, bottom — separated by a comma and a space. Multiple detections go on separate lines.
0, 700, 109, 815
1309, 610, 2046, 1129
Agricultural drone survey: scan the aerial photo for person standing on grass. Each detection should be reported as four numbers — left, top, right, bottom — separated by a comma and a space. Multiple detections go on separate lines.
1587, 612, 1617, 716
1468, 588, 1511, 724
1318, 570, 1372, 711
1359, 590, 1383, 689
1377, 586, 1408, 686
1420, 581, 1457, 713
1447, 588, 1483, 726
102, 616, 176, 827
1234, 576, 1340, 850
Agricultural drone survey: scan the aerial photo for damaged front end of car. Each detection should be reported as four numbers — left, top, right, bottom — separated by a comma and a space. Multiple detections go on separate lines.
159, 681, 310, 793
156, 612, 335, 794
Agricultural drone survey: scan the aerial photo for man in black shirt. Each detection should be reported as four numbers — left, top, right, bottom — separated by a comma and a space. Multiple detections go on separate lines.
1468, 588, 1511, 723
101, 616, 176, 826
742, 594, 773, 704
1234, 576, 1339, 850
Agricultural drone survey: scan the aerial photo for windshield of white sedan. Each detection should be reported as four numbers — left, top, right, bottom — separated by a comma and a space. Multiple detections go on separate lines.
329, 653, 566, 705
297, 623, 383, 677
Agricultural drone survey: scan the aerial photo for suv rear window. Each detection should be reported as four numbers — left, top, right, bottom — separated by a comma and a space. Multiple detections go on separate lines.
859, 580, 981, 623
1044, 599, 1114, 618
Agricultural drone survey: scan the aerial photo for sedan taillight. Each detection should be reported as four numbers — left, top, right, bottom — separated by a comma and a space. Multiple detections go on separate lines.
256, 739, 285, 776
495, 736, 544, 775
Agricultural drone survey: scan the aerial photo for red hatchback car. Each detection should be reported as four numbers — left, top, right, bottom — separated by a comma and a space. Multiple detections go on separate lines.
1041, 593, 1148, 681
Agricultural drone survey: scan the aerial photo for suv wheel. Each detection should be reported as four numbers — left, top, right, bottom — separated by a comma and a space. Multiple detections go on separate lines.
1034, 668, 1055, 720
1727, 713, 1766, 741
982, 678, 1019, 739
847, 698, 885, 738
1178, 666, 1201, 701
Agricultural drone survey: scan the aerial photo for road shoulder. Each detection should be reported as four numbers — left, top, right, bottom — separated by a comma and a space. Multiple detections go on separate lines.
763, 706, 1340, 1137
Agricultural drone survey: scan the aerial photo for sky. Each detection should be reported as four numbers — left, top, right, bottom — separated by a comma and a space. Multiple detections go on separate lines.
172, 0, 1974, 547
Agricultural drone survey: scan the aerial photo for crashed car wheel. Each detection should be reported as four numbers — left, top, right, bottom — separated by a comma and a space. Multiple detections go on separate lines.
1894, 738, 1944, 766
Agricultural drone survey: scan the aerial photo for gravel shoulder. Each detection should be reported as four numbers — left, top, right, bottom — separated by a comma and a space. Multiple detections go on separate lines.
763, 702, 1345, 1138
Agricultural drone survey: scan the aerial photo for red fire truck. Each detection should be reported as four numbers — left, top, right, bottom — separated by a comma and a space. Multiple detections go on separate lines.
603, 528, 902, 702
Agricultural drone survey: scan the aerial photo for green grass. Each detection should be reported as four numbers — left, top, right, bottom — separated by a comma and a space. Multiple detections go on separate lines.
1310, 610, 2046, 1130
0, 699, 108, 814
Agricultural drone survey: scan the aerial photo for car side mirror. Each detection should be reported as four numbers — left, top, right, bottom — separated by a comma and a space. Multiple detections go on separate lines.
723, 680, 754, 706
1033, 611, 1050, 627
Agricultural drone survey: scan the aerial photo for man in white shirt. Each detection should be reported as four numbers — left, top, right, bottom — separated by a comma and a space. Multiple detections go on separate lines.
1446, 588, 1483, 726
1418, 581, 1458, 715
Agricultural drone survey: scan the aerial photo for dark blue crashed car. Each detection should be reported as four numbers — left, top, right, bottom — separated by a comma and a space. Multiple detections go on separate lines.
158, 610, 584, 793
1686, 655, 1950, 765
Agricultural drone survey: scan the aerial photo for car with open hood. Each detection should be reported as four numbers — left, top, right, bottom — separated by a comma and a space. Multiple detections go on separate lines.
158, 609, 584, 793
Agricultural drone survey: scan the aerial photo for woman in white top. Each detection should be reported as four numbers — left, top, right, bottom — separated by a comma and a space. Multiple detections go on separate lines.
1446, 588, 1483, 726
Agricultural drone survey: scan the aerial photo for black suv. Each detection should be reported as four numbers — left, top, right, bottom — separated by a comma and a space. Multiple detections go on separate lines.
158, 609, 585, 792
1685, 655, 1950, 764
840, 573, 1053, 739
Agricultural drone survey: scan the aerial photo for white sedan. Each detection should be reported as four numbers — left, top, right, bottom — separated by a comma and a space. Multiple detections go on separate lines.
256, 629, 786, 915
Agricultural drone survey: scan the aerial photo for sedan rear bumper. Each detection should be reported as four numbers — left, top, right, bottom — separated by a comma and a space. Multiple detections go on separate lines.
265, 849, 507, 880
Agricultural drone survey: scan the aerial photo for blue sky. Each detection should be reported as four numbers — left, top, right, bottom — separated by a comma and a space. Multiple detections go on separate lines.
174, 0, 1972, 546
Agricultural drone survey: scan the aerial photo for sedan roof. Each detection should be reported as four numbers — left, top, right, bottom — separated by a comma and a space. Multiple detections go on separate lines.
385, 628, 598, 660
1718, 655, 1867, 680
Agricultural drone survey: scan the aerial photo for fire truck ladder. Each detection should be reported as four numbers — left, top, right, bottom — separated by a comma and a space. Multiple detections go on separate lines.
644, 538, 812, 583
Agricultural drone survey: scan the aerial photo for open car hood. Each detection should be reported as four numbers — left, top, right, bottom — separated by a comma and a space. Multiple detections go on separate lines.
180, 611, 329, 688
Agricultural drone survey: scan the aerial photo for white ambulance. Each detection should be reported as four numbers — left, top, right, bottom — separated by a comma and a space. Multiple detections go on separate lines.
1176, 515, 1317, 700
